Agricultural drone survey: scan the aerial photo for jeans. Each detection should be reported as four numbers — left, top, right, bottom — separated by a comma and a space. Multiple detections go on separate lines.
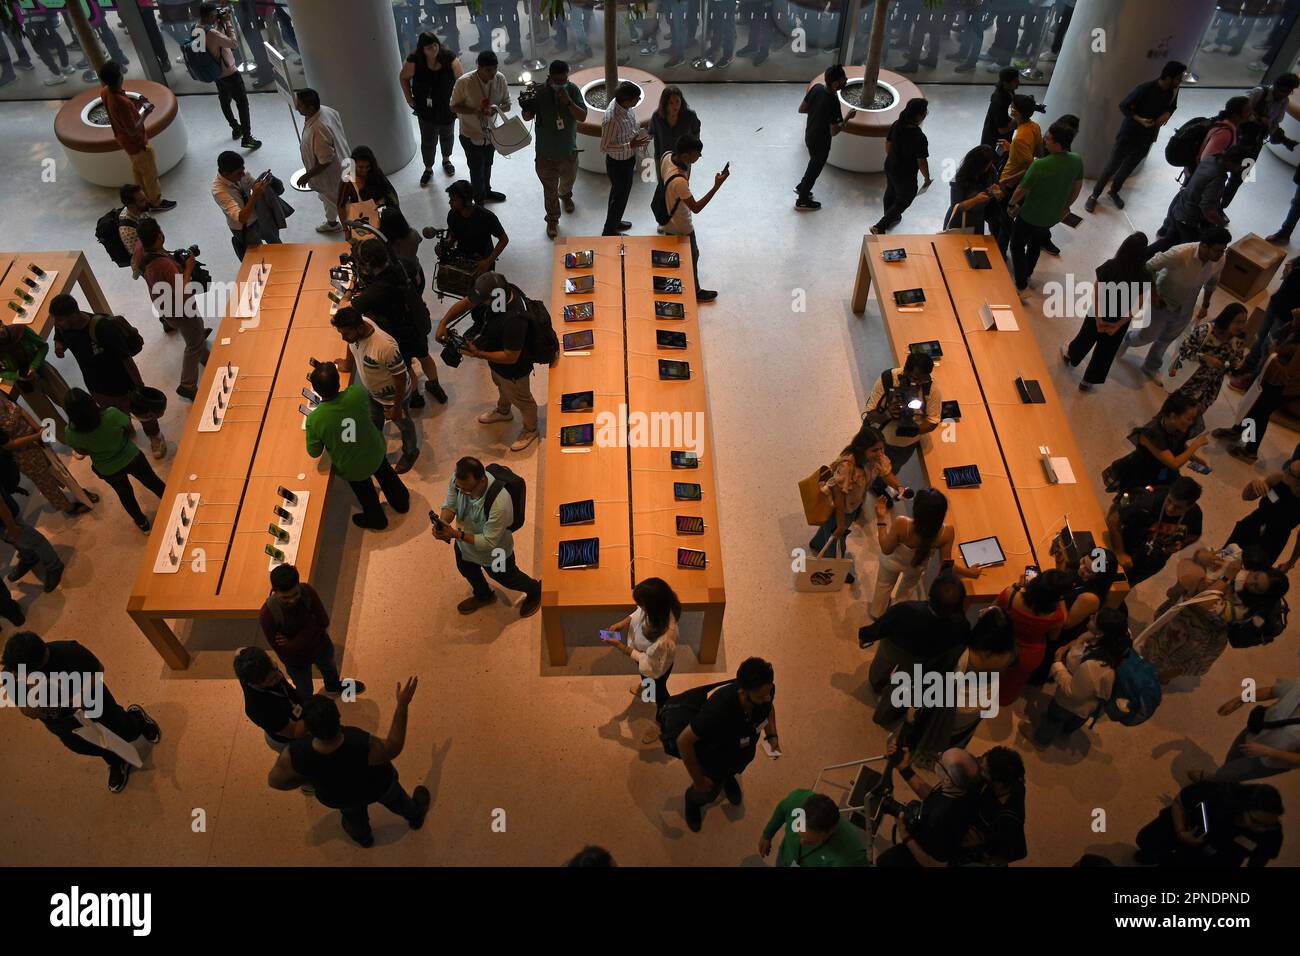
423, 0, 460, 52
535, 154, 579, 226
0, 22, 32, 75
603, 156, 636, 235
418, 117, 455, 169
393, 1, 420, 54
1276, 181, 1300, 238
1032, 697, 1087, 746
662, 0, 692, 59
12, 521, 62, 575
1144, 212, 1202, 259
367, 395, 418, 460
1214, 13, 1253, 55
1066, 316, 1129, 385
347, 459, 410, 528
95, 453, 165, 525
162, 313, 211, 391
460, 136, 496, 202
1009, 217, 1049, 289
738, 1, 772, 53
284, 637, 344, 703
454, 540, 541, 601
1126, 303, 1193, 374
957, 11, 988, 67
797, 139, 830, 197
215, 72, 253, 138
705, 0, 736, 57
1209, 729, 1294, 783
474, 0, 522, 54
45, 685, 148, 768
878, 164, 919, 229
903, 8, 943, 65
1092, 141, 1151, 198
809, 504, 861, 559
339, 768, 420, 842
234, 0, 273, 79
553, 6, 594, 53
1240, 305, 1287, 376
26, 18, 69, 77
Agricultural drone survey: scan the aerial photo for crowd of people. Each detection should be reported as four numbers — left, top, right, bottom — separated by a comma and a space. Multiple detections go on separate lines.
6, 8, 1300, 869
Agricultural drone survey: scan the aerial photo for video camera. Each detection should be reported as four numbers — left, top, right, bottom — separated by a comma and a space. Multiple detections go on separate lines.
517, 80, 539, 116
440, 325, 476, 369
866, 383, 925, 436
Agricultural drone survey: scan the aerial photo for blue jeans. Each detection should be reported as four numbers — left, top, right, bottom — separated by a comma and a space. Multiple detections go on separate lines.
1276, 181, 1300, 239
285, 637, 344, 703
554, 6, 594, 52
460, 135, 495, 202
809, 504, 862, 559
1241, 305, 1287, 376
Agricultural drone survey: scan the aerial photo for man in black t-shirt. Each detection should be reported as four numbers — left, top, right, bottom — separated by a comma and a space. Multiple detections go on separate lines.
795, 64, 856, 211
1107, 476, 1203, 586
960, 746, 1028, 865
1135, 781, 1283, 867
49, 294, 167, 459
268, 680, 430, 848
233, 645, 305, 748
1087, 61, 1185, 212
436, 271, 539, 452
2, 631, 160, 793
441, 180, 509, 273
879, 746, 982, 866
675, 657, 781, 833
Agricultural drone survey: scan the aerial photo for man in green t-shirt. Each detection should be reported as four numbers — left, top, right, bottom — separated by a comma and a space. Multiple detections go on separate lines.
305, 362, 409, 530
758, 789, 870, 867
520, 60, 588, 240
1006, 120, 1084, 292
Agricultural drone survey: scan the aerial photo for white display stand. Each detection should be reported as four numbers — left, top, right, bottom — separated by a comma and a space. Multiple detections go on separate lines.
152, 492, 200, 574
234, 263, 272, 322
267, 490, 310, 571
198, 366, 240, 433
4, 268, 59, 326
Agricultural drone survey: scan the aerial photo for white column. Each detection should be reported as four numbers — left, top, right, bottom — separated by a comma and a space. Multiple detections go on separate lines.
285, 0, 416, 173
1042, 0, 1218, 177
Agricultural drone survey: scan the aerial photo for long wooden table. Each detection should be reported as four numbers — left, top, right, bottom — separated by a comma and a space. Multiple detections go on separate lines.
127, 243, 349, 668
540, 236, 725, 665
853, 234, 1126, 600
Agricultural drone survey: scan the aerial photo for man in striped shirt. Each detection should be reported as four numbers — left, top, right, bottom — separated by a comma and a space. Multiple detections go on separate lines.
600, 82, 650, 236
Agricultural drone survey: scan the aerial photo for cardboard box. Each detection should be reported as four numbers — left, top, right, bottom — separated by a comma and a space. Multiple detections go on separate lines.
1220, 233, 1285, 301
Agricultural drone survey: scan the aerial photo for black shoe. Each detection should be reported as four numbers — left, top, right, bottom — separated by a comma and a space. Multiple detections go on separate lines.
130, 703, 162, 743
7, 558, 38, 583
1042, 240, 1061, 256
484, 190, 506, 203
1, 603, 25, 626
736, 45, 756, 57
897, 61, 919, 74
241, 136, 263, 151
1108, 191, 1125, 209
408, 786, 432, 829
684, 794, 703, 832
420, 169, 433, 187
618, 220, 632, 230
715, 55, 733, 68
696, 289, 718, 302
442, 159, 455, 175
753, 49, 768, 66
954, 62, 976, 73
425, 380, 448, 403
722, 776, 742, 806
795, 197, 821, 210
0, 73, 15, 89
176, 384, 197, 401
409, 391, 426, 409
151, 199, 178, 212
1084, 195, 1098, 213
43, 564, 63, 593
345, 823, 375, 848
108, 760, 131, 793
352, 514, 388, 530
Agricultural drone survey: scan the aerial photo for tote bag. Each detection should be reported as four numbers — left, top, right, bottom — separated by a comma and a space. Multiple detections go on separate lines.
793, 540, 854, 593
487, 113, 533, 156
943, 202, 979, 235
1235, 352, 1277, 423
798, 464, 834, 526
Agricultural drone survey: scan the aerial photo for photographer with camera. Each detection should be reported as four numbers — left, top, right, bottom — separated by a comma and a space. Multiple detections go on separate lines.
877, 745, 983, 867
958, 746, 1028, 866
136, 219, 210, 402
435, 272, 539, 453
863, 352, 942, 476
440, 180, 509, 281
521, 61, 588, 241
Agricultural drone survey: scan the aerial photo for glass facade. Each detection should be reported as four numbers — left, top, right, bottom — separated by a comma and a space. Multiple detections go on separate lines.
2, 0, 1298, 103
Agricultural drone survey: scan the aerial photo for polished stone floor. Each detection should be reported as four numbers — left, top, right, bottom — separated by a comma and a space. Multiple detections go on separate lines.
1, 82, 1298, 867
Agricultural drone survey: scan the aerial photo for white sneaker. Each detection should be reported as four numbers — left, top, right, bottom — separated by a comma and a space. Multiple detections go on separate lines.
316, 220, 343, 233
150, 435, 168, 460
43, 75, 67, 86
510, 429, 539, 451
477, 408, 513, 425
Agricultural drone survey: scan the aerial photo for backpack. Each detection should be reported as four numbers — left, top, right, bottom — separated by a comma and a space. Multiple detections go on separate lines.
506, 283, 559, 367
181, 32, 224, 83
1227, 596, 1289, 649
396, 258, 433, 337
482, 463, 527, 533
651, 169, 687, 226
90, 313, 145, 358
96, 207, 134, 268
1165, 116, 1221, 168
659, 680, 734, 758
1099, 652, 1162, 726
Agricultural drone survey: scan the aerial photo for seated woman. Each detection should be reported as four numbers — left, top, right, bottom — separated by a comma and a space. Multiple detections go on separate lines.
808, 425, 900, 583
1029, 545, 1118, 685
1032, 605, 1132, 747
869, 487, 981, 620
1139, 546, 1290, 684
996, 569, 1071, 707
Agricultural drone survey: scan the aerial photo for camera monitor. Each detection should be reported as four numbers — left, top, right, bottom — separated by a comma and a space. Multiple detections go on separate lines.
959, 536, 1006, 569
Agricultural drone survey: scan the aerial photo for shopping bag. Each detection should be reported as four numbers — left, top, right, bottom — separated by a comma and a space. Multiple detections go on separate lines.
73, 711, 144, 768
943, 203, 978, 235
798, 464, 833, 526
487, 113, 533, 156
1234, 353, 1276, 423
794, 539, 853, 592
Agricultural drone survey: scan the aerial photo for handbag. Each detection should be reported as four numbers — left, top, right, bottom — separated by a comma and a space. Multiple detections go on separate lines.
943, 202, 979, 235
799, 464, 834, 526
487, 112, 533, 156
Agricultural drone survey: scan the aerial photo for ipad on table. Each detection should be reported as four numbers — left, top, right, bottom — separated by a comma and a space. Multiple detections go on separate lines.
959, 536, 1006, 569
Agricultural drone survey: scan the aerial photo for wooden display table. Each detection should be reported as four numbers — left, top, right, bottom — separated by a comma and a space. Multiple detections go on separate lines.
127, 243, 349, 669
854, 234, 1127, 601
540, 236, 725, 665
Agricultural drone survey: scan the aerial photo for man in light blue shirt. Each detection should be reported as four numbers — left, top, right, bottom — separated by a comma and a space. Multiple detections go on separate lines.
1213, 678, 1300, 782
434, 456, 541, 617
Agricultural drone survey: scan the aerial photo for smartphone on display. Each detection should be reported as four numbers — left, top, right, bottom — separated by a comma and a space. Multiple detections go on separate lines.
558, 537, 600, 569
327, 290, 343, 305
297, 404, 312, 417
273, 505, 293, 523
676, 515, 705, 534
1188, 459, 1213, 475
563, 329, 594, 351
653, 276, 683, 294
277, 487, 298, 505
565, 275, 595, 294
265, 544, 285, 561
941, 400, 961, 421
268, 524, 290, 542
655, 300, 685, 319
909, 340, 942, 360
674, 482, 702, 501
894, 288, 926, 307
563, 302, 594, 322
882, 248, 907, 262
599, 629, 621, 643
651, 250, 680, 268
564, 249, 594, 269
560, 390, 594, 412
677, 548, 707, 569
1024, 564, 1039, 582
301, 387, 319, 405
560, 423, 595, 447
656, 329, 688, 349
559, 499, 596, 525
308, 357, 321, 368
671, 450, 699, 469
658, 359, 690, 381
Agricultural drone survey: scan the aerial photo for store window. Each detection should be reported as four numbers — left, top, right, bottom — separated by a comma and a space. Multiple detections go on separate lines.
1, 0, 142, 99
1185, 0, 1300, 89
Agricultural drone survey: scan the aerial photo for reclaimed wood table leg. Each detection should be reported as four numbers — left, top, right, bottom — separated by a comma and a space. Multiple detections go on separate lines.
699, 601, 724, 665
32, 362, 69, 445
128, 607, 190, 670
542, 605, 567, 666
851, 237, 873, 315
73, 253, 114, 314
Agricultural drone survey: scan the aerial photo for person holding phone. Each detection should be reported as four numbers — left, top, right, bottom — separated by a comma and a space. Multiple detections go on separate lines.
1134, 781, 1283, 867
871, 97, 931, 235
97, 61, 175, 213
603, 578, 681, 739
796, 63, 856, 211
450, 50, 512, 204
660, 134, 729, 302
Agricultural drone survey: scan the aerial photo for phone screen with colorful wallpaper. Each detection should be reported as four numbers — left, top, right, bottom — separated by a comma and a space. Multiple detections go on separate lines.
677, 548, 706, 569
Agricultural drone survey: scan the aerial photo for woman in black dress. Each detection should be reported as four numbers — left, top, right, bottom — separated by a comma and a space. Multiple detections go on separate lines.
400, 32, 463, 186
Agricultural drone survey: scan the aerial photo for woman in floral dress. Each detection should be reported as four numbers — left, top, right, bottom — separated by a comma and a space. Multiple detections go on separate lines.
0, 393, 91, 515
1168, 303, 1248, 437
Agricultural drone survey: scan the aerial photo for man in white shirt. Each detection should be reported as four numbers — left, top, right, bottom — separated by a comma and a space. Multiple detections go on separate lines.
600, 81, 649, 236
1127, 228, 1229, 379
331, 306, 419, 475
450, 50, 512, 204
659, 134, 730, 302
293, 88, 351, 234
199, 1, 263, 150
212, 150, 278, 260
1213, 677, 1300, 782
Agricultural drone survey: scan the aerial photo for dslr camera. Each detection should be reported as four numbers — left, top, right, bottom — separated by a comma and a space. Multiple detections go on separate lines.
865, 384, 925, 435
878, 793, 925, 831
517, 80, 539, 116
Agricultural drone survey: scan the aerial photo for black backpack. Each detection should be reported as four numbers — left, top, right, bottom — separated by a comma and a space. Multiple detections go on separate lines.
90, 313, 145, 358
396, 257, 433, 337
506, 283, 559, 367
651, 168, 687, 226
96, 207, 134, 268
1165, 116, 1221, 168
482, 463, 527, 532
1228, 596, 1290, 649
181, 33, 224, 83
659, 680, 734, 758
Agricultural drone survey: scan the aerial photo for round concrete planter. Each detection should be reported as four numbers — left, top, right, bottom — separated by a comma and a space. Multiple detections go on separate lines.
572, 66, 664, 174
54, 80, 187, 188
805, 68, 920, 174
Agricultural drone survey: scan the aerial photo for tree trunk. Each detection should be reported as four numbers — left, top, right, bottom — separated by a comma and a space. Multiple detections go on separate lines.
66, 0, 108, 74
862, 0, 892, 105
604, 2, 618, 98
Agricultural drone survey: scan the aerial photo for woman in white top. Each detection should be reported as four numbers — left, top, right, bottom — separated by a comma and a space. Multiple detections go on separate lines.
1032, 605, 1131, 747
604, 578, 681, 740
869, 487, 980, 620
